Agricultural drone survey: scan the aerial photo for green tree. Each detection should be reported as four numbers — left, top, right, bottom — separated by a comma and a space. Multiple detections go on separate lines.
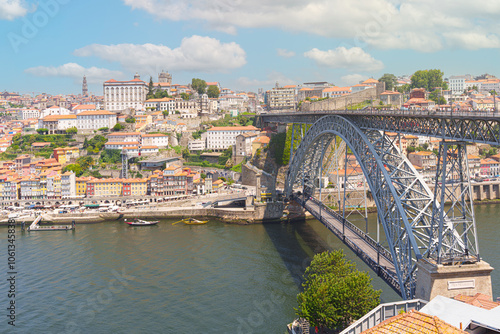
37, 128, 48, 134
162, 110, 169, 117
378, 73, 397, 91
63, 164, 83, 177
66, 127, 78, 135
410, 69, 448, 91
125, 116, 136, 123
76, 156, 94, 170
180, 93, 191, 101
147, 76, 154, 98
429, 89, 446, 105
191, 78, 207, 95
112, 123, 125, 131
207, 85, 220, 98
296, 251, 380, 332
83, 137, 89, 149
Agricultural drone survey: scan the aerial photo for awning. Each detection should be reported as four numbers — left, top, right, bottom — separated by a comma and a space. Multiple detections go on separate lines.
84, 204, 100, 208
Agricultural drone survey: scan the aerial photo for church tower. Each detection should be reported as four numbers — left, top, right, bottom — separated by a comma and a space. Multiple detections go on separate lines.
158, 70, 172, 84
82, 75, 88, 96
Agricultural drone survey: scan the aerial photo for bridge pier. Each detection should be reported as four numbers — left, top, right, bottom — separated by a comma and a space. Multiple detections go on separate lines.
415, 258, 493, 301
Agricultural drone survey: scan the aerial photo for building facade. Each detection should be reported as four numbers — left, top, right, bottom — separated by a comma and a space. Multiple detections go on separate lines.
103, 74, 148, 111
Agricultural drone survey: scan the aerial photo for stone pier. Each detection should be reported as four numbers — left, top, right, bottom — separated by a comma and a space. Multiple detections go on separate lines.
415, 258, 494, 301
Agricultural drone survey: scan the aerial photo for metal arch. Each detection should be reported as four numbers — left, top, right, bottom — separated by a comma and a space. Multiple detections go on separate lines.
285, 115, 438, 299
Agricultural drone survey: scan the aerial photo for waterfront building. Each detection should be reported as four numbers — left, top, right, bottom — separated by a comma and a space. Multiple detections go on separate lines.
61, 172, 76, 198
206, 125, 259, 151
480, 158, 500, 177
76, 110, 117, 131
103, 74, 148, 111
468, 154, 482, 177
86, 178, 123, 197
76, 176, 92, 197
122, 178, 148, 197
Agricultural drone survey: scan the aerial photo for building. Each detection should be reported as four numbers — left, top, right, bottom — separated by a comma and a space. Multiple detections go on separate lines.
268, 83, 296, 110
379, 91, 402, 107
82, 75, 88, 96
158, 70, 172, 84
38, 114, 77, 134
53, 147, 80, 165
141, 134, 169, 148
103, 74, 148, 111
234, 132, 259, 162
252, 136, 270, 156
87, 178, 123, 197
322, 86, 351, 98
206, 125, 259, 151
188, 139, 206, 152
107, 132, 142, 143
104, 141, 141, 150
480, 158, 500, 176
122, 178, 148, 196
17, 108, 40, 120
76, 110, 117, 131
61, 172, 76, 198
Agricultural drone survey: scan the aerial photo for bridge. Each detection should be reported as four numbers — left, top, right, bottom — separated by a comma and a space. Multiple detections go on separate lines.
261, 109, 499, 300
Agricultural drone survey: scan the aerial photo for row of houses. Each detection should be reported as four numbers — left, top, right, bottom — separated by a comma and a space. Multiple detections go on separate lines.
0, 166, 225, 201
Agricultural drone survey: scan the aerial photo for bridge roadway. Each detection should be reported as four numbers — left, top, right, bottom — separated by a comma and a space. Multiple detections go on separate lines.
261, 109, 500, 146
294, 195, 401, 294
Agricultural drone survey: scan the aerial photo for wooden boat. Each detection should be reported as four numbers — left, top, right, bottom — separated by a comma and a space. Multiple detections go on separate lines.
172, 218, 208, 225
125, 218, 158, 226
26, 216, 75, 231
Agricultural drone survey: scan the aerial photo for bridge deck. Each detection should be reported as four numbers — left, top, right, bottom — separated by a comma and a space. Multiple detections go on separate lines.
295, 195, 401, 294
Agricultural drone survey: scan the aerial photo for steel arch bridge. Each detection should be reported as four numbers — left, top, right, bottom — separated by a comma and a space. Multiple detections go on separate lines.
285, 115, 479, 299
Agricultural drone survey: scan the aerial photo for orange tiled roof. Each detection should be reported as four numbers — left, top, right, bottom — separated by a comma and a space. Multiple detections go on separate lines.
362, 310, 466, 333
208, 126, 259, 131
454, 293, 500, 310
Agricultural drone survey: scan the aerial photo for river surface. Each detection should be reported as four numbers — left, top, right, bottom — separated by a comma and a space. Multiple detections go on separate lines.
1, 204, 499, 333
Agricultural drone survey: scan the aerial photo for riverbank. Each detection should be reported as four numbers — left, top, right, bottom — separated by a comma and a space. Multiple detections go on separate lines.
0, 202, 286, 226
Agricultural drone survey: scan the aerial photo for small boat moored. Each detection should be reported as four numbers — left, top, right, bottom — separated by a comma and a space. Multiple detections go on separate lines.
125, 218, 159, 226
26, 216, 75, 231
172, 218, 208, 225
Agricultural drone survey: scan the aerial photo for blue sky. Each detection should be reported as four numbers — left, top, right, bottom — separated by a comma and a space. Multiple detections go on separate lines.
1, 0, 500, 95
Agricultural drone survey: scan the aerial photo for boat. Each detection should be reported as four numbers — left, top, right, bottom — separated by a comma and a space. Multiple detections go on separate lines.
125, 218, 158, 226
172, 218, 208, 225
27, 215, 75, 231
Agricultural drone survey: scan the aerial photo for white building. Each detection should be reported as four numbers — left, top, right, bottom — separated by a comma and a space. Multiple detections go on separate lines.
103, 74, 148, 111
104, 141, 141, 150
40, 106, 71, 118
140, 146, 159, 155
38, 115, 77, 134
107, 132, 142, 143
141, 134, 169, 148
234, 132, 259, 157
206, 126, 259, 151
448, 75, 472, 94
268, 84, 296, 110
61, 171, 76, 198
322, 86, 352, 98
188, 139, 206, 152
76, 110, 117, 131
18, 109, 40, 120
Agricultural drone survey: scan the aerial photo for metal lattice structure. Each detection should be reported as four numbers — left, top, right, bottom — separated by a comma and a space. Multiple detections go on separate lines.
430, 141, 479, 264
285, 115, 478, 299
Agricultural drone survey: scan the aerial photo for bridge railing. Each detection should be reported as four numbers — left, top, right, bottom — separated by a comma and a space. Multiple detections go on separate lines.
293, 195, 401, 294
262, 109, 500, 119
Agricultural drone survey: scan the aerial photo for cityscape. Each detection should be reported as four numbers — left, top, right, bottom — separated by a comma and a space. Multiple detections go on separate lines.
2, 1, 500, 333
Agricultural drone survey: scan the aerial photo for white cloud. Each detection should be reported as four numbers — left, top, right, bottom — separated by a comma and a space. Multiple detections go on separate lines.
340, 74, 369, 86
25, 63, 124, 84
0, 0, 28, 20
304, 47, 384, 72
277, 48, 295, 58
122, 0, 500, 51
74, 36, 246, 74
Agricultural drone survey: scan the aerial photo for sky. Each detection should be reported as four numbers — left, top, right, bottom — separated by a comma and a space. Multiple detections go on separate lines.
1, 0, 500, 96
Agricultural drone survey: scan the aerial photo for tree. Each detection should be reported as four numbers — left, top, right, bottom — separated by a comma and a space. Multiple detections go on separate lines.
66, 127, 78, 135
125, 116, 136, 123
180, 93, 191, 101
429, 89, 446, 105
410, 69, 448, 91
36, 128, 48, 134
83, 138, 89, 149
490, 90, 497, 112
112, 123, 124, 131
63, 164, 83, 177
147, 76, 154, 98
207, 85, 220, 98
191, 78, 207, 95
378, 73, 397, 91
162, 110, 169, 117
296, 251, 380, 332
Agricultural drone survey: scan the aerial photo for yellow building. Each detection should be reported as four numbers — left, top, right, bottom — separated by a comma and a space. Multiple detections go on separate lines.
76, 176, 93, 197
130, 178, 148, 196
88, 178, 123, 197
54, 147, 80, 165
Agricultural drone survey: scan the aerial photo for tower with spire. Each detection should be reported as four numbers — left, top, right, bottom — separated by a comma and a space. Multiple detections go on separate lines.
82, 75, 88, 96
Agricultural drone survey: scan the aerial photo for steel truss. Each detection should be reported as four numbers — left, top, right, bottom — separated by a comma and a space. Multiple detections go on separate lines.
430, 141, 479, 264
285, 115, 456, 299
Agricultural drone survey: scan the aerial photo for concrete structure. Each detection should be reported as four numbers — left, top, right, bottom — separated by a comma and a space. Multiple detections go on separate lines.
415, 258, 493, 303
103, 74, 148, 111
188, 139, 206, 152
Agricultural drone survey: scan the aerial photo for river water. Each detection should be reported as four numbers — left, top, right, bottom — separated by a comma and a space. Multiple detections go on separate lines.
1, 204, 499, 333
